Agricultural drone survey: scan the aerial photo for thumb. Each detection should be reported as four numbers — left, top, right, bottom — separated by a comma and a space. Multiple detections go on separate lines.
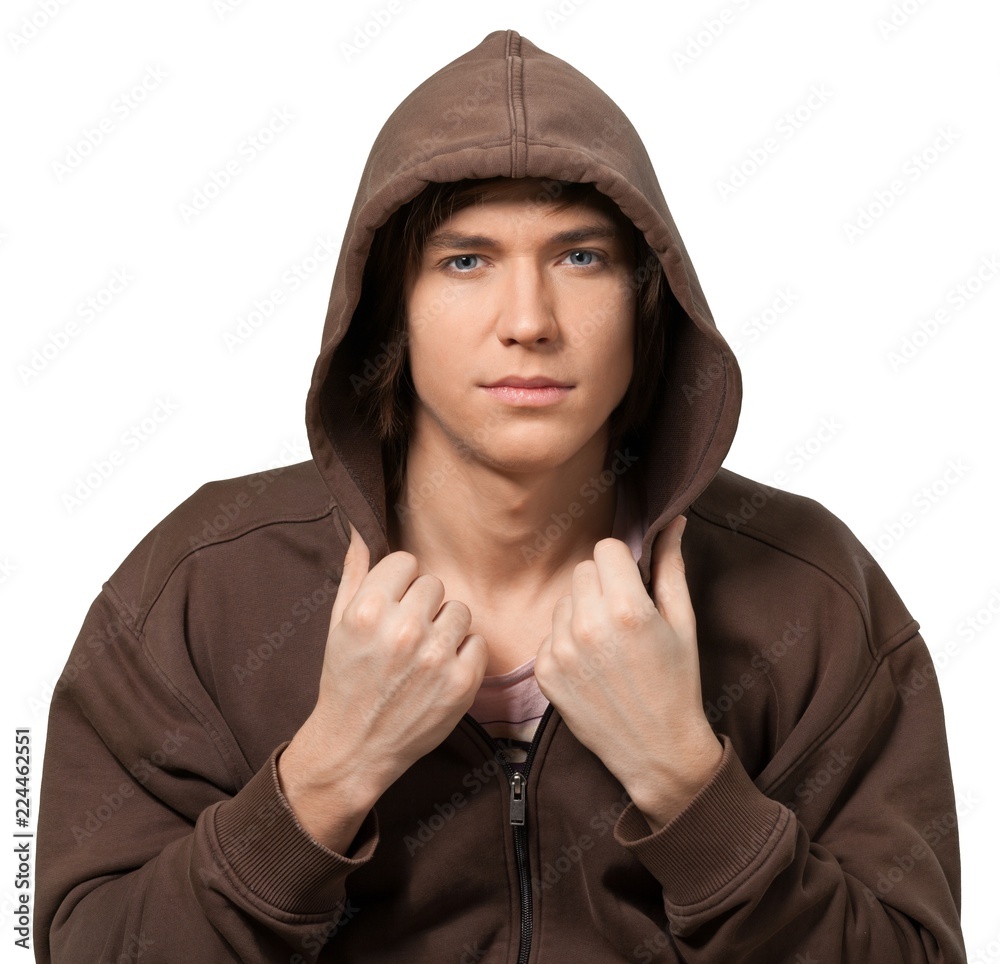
330, 521, 369, 627
652, 514, 692, 622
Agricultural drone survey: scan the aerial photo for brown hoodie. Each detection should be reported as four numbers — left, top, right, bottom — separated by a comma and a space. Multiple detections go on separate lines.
35, 29, 965, 964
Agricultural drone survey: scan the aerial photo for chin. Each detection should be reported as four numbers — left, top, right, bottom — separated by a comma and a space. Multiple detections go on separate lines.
477, 441, 588, 475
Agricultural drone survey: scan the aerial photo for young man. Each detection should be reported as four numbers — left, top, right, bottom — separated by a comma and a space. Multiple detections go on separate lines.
35, 30, 965, 963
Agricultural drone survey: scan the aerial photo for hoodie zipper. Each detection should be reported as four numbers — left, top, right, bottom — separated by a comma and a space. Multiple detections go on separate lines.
464, 702, 555, 964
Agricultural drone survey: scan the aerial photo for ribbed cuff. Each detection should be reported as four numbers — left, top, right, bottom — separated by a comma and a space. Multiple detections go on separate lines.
212, 742, 379, 915
613, 735, 788, 907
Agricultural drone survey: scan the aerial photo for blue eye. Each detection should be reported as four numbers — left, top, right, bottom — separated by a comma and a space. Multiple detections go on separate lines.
566, 250, 596, 266
448, 254, 480, 271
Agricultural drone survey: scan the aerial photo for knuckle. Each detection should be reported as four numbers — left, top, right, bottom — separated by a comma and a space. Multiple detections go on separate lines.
349, 594, 384, 632
392, 613, 426, 649
572, 614, 602, 644
415, 641, 444, 671
610, 598, 652, 629
549, 635, 575, 665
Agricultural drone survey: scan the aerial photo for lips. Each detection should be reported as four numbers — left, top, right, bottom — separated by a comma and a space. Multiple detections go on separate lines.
484, 376, 572, 388
481, 378, 574, 408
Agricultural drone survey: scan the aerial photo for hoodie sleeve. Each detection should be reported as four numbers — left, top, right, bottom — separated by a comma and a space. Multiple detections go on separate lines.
34, 587, 379, 964
612, 628, 966, 964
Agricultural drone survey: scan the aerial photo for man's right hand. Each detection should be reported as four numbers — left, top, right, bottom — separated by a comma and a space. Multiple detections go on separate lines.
277, 520, 488, 852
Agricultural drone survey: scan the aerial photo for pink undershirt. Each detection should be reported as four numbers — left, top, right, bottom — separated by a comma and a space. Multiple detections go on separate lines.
468, 475, 647, 765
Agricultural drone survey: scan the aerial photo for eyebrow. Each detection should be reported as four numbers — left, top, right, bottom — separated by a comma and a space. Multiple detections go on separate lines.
425, 223, 620, 251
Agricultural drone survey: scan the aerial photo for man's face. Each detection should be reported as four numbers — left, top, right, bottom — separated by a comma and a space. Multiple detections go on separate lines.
403, 180, 637, 475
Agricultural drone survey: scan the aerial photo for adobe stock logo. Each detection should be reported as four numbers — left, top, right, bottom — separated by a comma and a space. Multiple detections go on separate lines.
340, 1, 403, 62
672, 0, 758, 72
7, 0, 72, 54
18, 269, 135, 384
545, 0, 589, 28
867, 459, 970, 561
886, 255, 999, 371
521, 448, 640, 562
51, 66, 168, 181
178, 108, 295, 222
842, 127, 960, 243
716, 86, 833, 200
728, 288, 799, 354
877, 0, 935, 39
60, 397, 180, 512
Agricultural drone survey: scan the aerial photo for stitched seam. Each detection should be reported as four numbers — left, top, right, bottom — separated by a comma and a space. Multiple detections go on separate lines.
759, 654, 885, 799
95, 590, 253, 788
128, 501, 339, 634
755, 638, 924, 807
688, 500, 918, 657
506, 54, 517, 175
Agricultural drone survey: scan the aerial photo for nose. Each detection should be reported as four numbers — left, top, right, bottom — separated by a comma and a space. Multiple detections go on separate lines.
494, 258, 559, 346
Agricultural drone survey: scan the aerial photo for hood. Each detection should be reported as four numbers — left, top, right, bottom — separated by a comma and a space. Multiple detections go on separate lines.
305, 28, 742, 586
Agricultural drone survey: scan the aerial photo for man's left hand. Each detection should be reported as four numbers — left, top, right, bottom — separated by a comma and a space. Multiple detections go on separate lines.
534, 514, 723, 832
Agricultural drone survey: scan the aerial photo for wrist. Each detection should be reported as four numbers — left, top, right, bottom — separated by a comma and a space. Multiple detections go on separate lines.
277, 731, 382, 851
629, 732, 724, 831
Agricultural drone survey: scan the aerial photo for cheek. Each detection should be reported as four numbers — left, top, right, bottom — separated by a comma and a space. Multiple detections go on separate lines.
406, 330, 446, 397
402, 306, 435, 399
404, 280, 435, 340
404, 285, 443, 370
403, 317, 466, 404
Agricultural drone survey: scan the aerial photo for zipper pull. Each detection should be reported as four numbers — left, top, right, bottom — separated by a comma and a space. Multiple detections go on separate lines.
509, 771, 526, 825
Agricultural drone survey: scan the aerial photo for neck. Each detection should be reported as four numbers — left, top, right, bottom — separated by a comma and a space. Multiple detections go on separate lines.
387, 433, 623, 605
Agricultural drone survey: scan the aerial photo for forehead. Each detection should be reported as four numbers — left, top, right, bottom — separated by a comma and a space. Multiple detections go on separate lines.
434, 178, 631, 233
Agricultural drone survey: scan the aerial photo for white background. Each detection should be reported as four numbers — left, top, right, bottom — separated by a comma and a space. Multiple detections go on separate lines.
2, 0, 998, 956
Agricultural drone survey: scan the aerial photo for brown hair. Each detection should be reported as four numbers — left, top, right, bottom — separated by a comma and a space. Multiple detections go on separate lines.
348, 176, 672, 504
